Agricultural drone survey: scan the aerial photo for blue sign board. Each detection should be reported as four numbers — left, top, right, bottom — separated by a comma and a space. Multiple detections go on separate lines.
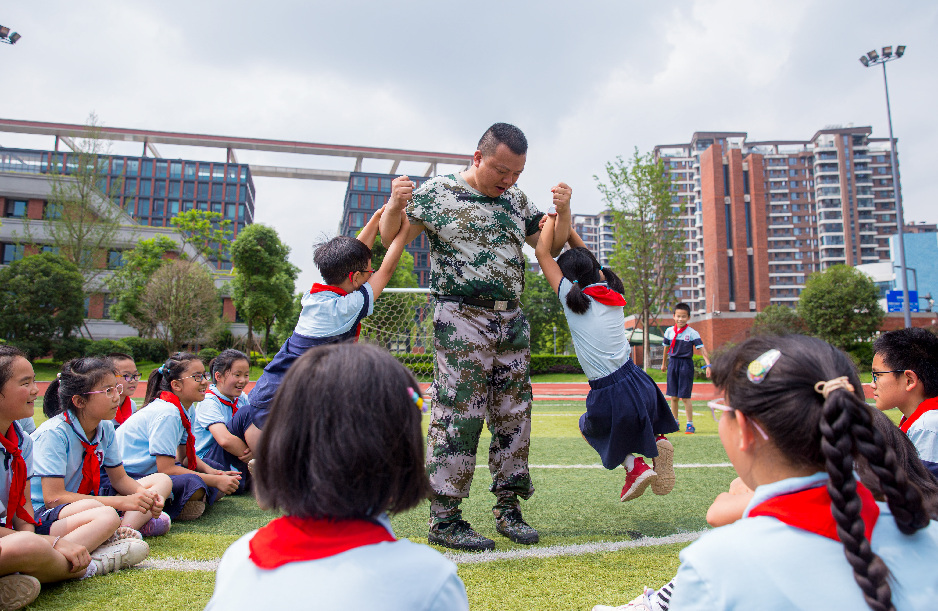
887, 289, 919, 313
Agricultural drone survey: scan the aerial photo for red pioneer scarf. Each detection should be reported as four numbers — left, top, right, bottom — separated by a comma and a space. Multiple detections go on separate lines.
63, 411, 101, 496
206, 388, 238, 416
115, 396, 134, 425
899, 396, 938, 434
0, 424, 36, 527
669, 325, 688, 354
159, 391, 198, 470
582, 285, 627, 307
249, 515, 396, 569
749, 482, 879, 542
309, 283, 362, 340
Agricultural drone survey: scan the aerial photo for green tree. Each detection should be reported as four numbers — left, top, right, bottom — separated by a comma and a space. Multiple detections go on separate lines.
797, 264, 884, 349
105, 236, 178, 337
230, 224, 299, 353
138, 260, 222, 352
522, 261, 571, 354
21, 113, 126, 290
596, 149, 685, 368
0, 253, 86, 359
271, 291, 303, 348
750, 304, 808, 337
170, 209, 233, 265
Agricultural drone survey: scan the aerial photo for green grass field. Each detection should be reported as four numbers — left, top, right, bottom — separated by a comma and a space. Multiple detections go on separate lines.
23, 397, 741, 610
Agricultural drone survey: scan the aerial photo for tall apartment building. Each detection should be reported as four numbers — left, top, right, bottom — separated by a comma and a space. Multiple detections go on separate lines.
572, 210, 615, 266
653, 126, 901, 315
0, 147, 256, 270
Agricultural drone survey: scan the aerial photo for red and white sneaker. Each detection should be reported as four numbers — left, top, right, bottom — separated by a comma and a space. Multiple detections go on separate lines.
620, 458, 658, 502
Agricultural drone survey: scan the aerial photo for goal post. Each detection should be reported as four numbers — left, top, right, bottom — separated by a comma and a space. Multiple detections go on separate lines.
359, 288, 435, 377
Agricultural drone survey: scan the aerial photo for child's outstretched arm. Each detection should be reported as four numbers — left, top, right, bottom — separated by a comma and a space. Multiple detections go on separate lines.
367, 214, 411, 299
698, 344, 712, 379
357, 205, 385, 248
379, 175, 424, 246
535, 215, 564, 294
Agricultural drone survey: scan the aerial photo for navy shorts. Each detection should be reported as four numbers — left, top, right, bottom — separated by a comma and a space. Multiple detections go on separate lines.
666, 358, 695, 399
199, 408, 253, 494
34, 503, 69, 535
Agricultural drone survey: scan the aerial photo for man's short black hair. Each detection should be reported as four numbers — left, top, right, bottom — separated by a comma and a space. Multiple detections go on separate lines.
675, 303, 691, 315
313, 236, 372, 285
255, 342, 431, 520
873, 327, 938, 398
478, 123, 528, 157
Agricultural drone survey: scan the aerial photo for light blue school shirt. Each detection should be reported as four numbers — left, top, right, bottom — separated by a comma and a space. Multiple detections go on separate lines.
295, 283, 374, 338
662, 325, 703, 360
669, 472, 938, 611
205, 513, 468, 611
16, 417, 36, 436
907, 409, 938, 464
30, 412, 123, 511
115, 398, 193, 476
558, 278, 631, 381
193, 385, 250, 460
0, 422, 33, 522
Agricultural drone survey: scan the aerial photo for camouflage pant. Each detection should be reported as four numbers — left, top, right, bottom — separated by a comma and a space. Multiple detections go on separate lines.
427, 300, 535, 524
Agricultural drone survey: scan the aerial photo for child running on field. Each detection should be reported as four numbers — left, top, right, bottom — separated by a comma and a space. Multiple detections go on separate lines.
193, 349, 253, 493
33, 358, 167, 573
660, 303, 711, 434
106, 353, 141, 427
116, 352, 241, 521
206, 342, 468, 610
535, 215, 678, 502
240, 203, 411, 449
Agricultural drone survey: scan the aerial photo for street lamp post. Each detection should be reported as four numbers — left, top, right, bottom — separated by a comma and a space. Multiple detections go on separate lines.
0, 25, 22, 45
860, 45, 910, 327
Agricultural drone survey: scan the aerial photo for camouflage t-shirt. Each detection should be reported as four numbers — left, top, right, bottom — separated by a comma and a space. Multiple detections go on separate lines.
407, 173, 542, 301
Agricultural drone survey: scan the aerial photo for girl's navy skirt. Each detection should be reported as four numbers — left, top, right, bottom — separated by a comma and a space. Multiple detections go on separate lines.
579, 359, 678, 469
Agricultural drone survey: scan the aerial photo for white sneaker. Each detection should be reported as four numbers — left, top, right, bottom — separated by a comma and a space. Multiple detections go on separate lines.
102, 526, 143, 546
592, 588, 653, 611
0, 574, 40, 610
90, 539, 150, 575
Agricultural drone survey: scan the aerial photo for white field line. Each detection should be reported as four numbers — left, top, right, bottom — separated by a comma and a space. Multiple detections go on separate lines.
478, 463, 732, 469
137, 530, 708, 572
533, 412, 707, 417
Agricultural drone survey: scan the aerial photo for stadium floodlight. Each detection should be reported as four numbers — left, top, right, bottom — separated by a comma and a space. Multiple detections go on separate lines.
0, 24, 20, 45
860, 44, 909, 326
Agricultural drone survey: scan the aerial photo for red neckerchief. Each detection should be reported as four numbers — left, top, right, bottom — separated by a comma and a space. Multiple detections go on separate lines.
582, 285, 627, 307
249, 515, 395, 569
115, 396, 134, 425
0, 424, 36, 527
159, 391, 198, 470
669, 324, 688, 354
309, 283, 362, 340
749, 482, 879, 542
899, 396, 938, 434
63, 411, 101, 496
206, 388, 238, 416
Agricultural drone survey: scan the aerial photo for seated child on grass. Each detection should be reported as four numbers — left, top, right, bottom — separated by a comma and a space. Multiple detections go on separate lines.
871, 327, 938, 477
116, 353, 241, 521
206, 342, 468, 610
193, 349, 253, 493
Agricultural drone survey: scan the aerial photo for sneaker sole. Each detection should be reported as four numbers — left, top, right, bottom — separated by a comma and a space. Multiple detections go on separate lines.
427, 533, 496, 552
651, 438, 676, 495
0, 575, 40, 611
177, 499, 206, 522
621, 469, 658, 502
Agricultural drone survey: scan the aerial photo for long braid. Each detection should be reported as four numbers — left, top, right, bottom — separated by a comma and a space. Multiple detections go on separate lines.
819, 391, 894, 611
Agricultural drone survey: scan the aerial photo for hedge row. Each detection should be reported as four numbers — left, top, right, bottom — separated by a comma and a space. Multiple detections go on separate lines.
390, 353, 584, 377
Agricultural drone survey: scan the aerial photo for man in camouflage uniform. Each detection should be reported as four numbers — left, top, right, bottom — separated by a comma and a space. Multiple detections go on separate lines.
380, 123, 572, 551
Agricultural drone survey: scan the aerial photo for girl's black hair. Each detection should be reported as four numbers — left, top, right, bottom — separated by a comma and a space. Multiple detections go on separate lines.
712, 335, 930, 611
555, 247, 624, 314
209, 349, 250, 382
0, 346, 28, 393
255, 342, 431, 520
43, 357, 116, 419
143, 352, 201, 407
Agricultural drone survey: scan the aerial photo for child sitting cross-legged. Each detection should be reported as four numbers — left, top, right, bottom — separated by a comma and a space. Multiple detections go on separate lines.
206, 343, 468, 610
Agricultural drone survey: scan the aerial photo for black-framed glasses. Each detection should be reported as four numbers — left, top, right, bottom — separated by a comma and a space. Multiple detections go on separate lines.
122, 373, 141, 382
179, 373, 210, 383
871, 369, 904, 383
85, 384, 124, 399
359, 269, 376, 275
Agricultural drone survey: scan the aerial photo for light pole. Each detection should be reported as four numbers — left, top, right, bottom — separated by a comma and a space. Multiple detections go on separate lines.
860, 45, 909, 327
0, 25, 22, 45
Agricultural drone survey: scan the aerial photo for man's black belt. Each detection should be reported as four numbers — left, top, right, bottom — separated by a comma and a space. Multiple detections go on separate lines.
435, 295, 519, 311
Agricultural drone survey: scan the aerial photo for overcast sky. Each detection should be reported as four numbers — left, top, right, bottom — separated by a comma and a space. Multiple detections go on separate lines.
3, 1, 936, 291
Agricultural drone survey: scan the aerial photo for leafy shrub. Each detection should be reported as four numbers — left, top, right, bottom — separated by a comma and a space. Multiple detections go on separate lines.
845, 341, 874, 370
50, 337, 92, 362
121, 337, 169, 363
84, 339, 133, 358
199, 348, 221, 364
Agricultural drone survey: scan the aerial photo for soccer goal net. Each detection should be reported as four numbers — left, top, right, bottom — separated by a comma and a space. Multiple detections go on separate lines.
358, 288, 435, 377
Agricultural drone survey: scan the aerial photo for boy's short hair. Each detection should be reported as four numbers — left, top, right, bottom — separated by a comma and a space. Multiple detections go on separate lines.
255, 342, 430, 519
313, 236, 372, 286
873, 328, 938, 398
674, 302, 691, 315
478, 123, 528, 157
106, 352, 135, 364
